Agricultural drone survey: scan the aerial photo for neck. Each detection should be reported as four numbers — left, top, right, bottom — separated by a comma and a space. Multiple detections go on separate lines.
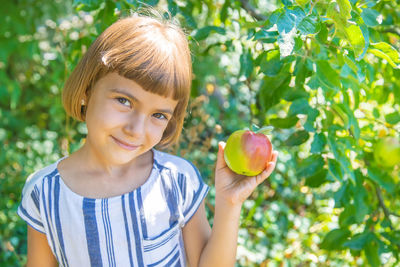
74, 142, 153, 180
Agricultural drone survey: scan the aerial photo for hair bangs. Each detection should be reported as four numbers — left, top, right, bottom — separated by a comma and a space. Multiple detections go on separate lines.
100, 20, 191, 102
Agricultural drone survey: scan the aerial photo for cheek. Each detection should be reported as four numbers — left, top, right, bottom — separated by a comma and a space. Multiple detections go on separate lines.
148, 121, 169, 140
86, 103, 123, 131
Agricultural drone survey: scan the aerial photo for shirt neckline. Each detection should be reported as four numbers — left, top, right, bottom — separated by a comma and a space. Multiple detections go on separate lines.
55, 149, 160, 202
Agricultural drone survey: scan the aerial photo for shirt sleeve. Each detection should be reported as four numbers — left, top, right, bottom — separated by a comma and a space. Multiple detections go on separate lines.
179, 161, 209, 224
17, 178, 45, 233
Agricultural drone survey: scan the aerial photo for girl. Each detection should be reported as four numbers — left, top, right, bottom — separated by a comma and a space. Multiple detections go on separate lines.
18, 10, 278, 267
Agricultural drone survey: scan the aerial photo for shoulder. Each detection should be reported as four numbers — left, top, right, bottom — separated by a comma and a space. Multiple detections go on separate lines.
153, 149, 201, 178
21, 159, 62, 196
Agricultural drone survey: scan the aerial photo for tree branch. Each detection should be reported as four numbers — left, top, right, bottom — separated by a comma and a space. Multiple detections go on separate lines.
239, 0, 268, 21
374, 184, 400, 252
390, 211, 400, 218
374, 184, 393, 230
379, 26, 400, 38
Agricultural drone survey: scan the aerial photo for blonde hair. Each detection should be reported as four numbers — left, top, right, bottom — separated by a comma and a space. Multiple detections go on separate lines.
62, 10, 192, 148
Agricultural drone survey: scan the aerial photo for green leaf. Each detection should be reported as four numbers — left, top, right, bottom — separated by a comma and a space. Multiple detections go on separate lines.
381, 231, 400, 247
192, 26, 226, 41
365, 239, 381, 267
276, 7, 306, 57
283, 87, 309, 101
167, 0, 178, 16
240, 50, 254, 78
251, 124, 260, 132
240, 20, 269, 29
73, 0, 101, 9
339, 204, 357, 227
316, 22, 328, 43
253, 29, 278, 43
298, 14, 321, 35
294, 60, 308, 86
327, 133, 356, 183
257, 126, 274, 135
288, 98, 311, 116
334, 183, 350, 208
10, 82, 21, 110
296, 155, 324, 177
311, 133, 327, 154
304, 109, 319, 132
372, 107, 380, 118
259, 50, 283, 76
337, 0, 352, 20
309, 75, 324, 90
327, 0, 351, 28
316, 61, 341, 91
220, 0, 230, 23
361, 8, 381, 27
268, 8, 284, 26
368, 42, 400, 68
179, 3, 197, 28
258, 72, 291, 112
363, 0, 378, 7
343, 232, 374, 250
352, 12, 370, 61
320, 228, 351, 250
344, 24, 365, 60
367, 166, 395, 193
282, 0, 295, 6
385, 111, 400, 124
327, 0, 368, 61
295, 0, 310, 7
269, 116, 299, 129
277, 7, 305, 34
344, 55, 359, 74
331, 103, 349, 128
305, 169, 328, 187
284, 130, 310, 146
340, 103, 360, 139
353, 176, 369, 223
328, 158, 343, 181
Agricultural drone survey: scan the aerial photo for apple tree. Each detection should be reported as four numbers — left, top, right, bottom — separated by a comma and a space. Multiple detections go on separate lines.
183, 1, 400, 266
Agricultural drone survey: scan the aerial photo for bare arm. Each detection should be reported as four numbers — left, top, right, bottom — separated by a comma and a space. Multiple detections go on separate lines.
27, 225, 58, 267
182, 200, 211, 266
183, 142, 278, 267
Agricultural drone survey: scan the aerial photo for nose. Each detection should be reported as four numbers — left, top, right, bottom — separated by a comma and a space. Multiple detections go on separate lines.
123, 112, 146, 138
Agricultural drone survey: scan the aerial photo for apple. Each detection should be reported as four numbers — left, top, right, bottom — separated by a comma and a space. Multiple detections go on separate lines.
374, 137, 400, 168
224, 129, 273, 176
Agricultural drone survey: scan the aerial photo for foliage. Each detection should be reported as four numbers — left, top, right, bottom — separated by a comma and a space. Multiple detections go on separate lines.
1, 0, 400, 266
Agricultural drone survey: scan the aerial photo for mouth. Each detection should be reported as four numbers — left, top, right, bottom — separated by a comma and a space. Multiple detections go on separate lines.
111, 136, 140, 151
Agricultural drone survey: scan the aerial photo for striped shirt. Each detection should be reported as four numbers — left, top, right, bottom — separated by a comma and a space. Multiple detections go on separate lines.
18, 149, 209, 267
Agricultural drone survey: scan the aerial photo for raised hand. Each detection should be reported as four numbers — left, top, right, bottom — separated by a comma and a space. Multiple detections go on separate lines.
214, 141, 279, 206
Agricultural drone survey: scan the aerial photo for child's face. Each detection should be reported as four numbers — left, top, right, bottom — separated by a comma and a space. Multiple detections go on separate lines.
83, 72, 178, 165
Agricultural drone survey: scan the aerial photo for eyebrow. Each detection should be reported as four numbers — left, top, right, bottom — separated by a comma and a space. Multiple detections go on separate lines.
110, 88, 174, 115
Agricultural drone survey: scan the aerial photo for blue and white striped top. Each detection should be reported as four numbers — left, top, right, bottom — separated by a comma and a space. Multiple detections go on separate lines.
17, 149, 209, 267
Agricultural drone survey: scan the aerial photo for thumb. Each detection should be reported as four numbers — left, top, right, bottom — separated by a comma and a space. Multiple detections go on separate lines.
215, 141, 227, 170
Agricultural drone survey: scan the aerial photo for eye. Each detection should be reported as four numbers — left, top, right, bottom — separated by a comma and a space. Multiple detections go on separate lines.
116, 97, 131, 107
153, 113, 168, 120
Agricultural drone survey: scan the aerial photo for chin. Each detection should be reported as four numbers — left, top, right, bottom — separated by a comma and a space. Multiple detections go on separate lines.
113, 149, 149, 165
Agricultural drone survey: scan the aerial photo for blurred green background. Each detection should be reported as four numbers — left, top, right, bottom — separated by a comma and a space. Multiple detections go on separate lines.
1, 0, 400, 266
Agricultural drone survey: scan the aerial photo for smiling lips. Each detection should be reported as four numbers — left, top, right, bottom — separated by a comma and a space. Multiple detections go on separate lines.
111, 136, 140, 151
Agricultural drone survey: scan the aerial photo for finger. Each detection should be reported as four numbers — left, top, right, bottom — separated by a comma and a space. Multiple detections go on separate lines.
256, 161, 276, 185
215, 141, 228, 170
271, 150, 279, 164
265, 150, 278, 169
219, 141, 226, 150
